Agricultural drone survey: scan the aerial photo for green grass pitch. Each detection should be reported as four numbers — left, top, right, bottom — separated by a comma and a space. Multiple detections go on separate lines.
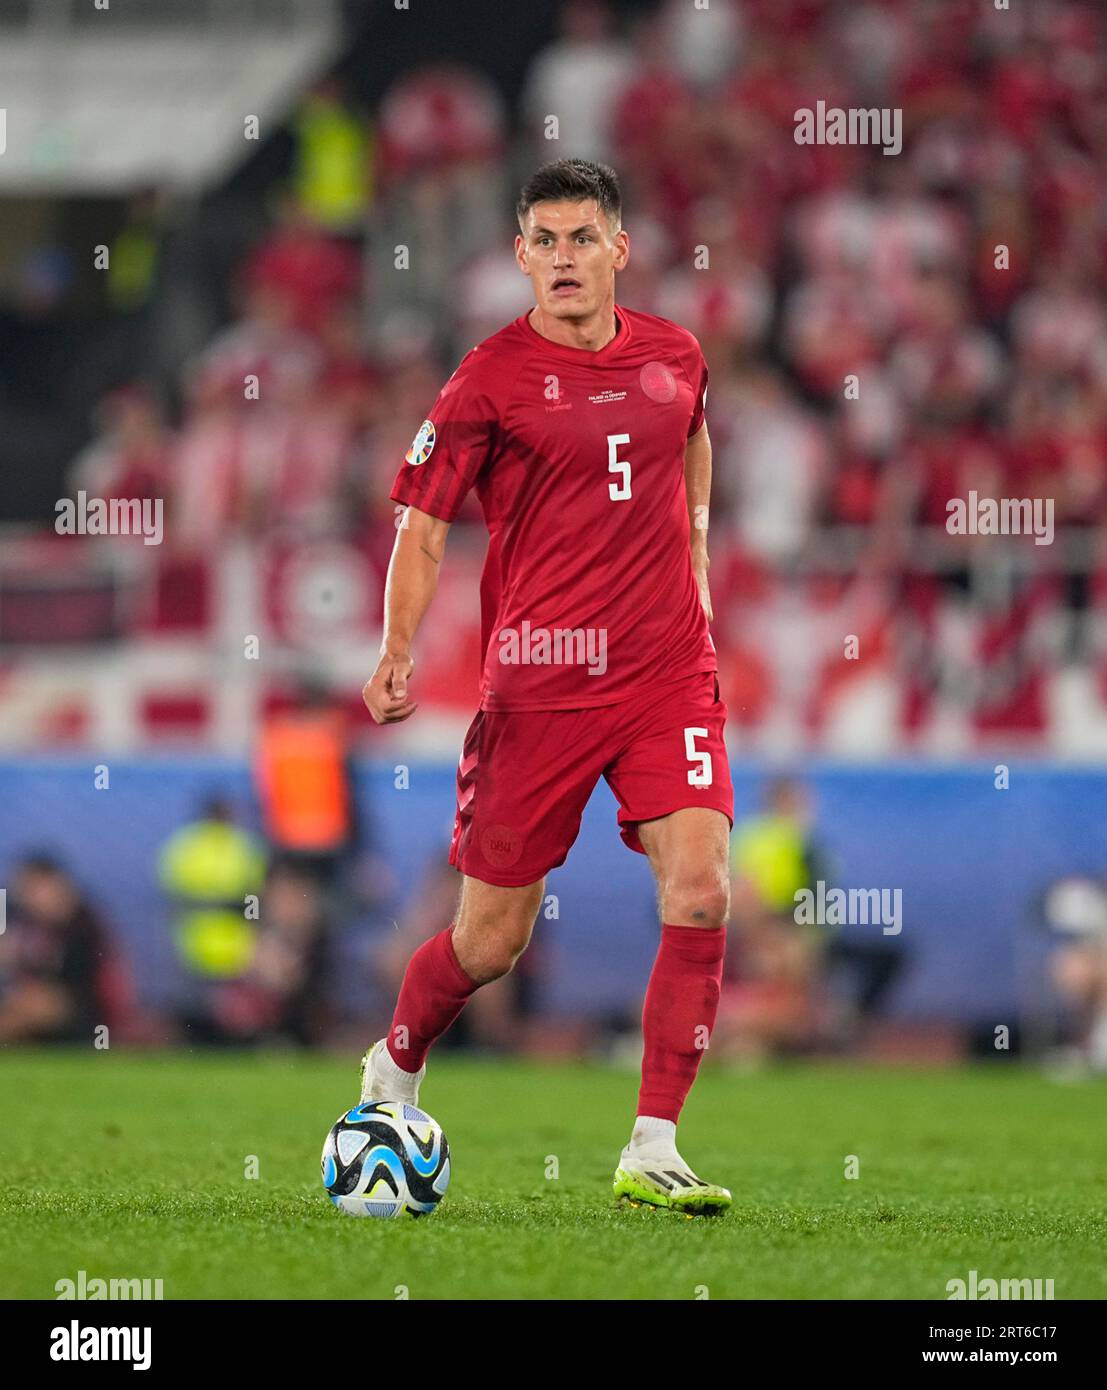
1, 1049, 1103, 1300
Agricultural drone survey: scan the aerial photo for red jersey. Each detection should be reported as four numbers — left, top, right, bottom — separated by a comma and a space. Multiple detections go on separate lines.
390, 306, 715, 711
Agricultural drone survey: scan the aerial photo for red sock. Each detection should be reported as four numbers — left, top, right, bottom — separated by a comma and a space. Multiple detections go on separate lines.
637, 923, 726, 1124
387, 925, 478, 1072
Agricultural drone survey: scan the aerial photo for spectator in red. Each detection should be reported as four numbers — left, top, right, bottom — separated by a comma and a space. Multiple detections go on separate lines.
374, 63, 507, 322
241, 193, 362, 337
68, 383, 169, 514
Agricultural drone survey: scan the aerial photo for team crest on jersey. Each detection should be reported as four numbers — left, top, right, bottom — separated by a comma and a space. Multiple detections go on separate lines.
405, 419, 436, 466
640, 361, 677, 403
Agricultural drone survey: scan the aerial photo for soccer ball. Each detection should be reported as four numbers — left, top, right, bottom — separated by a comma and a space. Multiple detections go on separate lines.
321, 1101, 450, 1218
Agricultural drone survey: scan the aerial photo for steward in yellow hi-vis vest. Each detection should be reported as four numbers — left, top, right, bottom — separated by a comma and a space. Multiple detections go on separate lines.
731, 777, 831, 924
732, 812, 812, 915
291, 81, 372, 235
158, 798, 267, 980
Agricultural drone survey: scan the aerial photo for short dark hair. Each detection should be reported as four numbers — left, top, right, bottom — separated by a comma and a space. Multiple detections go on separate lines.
516, 158, 622, 230
17, 851, 67, 878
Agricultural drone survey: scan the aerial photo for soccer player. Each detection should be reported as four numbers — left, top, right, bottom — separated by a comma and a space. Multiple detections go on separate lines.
361, 159, 734, 1214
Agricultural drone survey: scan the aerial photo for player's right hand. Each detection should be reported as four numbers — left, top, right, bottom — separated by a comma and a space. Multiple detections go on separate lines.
363, 651, 418, 724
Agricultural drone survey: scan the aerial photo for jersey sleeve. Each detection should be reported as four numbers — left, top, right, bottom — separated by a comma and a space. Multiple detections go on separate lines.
687, 348, 709, 438
390, 349, 501, 522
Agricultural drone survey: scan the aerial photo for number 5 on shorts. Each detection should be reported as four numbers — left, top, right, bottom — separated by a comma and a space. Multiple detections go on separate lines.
684, 726, 712, 786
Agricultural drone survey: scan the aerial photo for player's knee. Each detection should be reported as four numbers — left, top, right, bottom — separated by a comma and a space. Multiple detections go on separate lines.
455, 917, 532, 983
455, 878, 542, 982
466, 939, 528, 984
664, 873, 730, 929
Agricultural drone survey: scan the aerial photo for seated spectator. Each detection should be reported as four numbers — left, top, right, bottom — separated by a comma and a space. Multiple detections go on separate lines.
1043, 876, 1107, 1074
377, 849, 542, 1056
0, 854, 133, 1044
211, 859, 333, 1047
714, 778, 832, 1061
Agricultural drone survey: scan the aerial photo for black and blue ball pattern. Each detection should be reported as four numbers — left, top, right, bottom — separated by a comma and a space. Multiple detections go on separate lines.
321, 1101, 451, 1218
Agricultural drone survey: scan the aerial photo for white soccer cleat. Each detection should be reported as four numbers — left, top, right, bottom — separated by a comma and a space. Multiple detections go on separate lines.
359, 1037, 426, 1106
613, 1141, 731, 1216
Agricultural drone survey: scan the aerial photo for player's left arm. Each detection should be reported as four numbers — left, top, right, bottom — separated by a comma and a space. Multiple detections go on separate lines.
684, 420, 712, 623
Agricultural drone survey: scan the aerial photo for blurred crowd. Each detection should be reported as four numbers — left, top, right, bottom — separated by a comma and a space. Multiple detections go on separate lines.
25, 0, 1103, 748
5, 768, 1106, 1075
5, 0, 1107, 1065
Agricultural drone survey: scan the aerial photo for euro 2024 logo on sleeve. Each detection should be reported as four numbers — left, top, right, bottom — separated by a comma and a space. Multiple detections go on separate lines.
405, 419, 436, 466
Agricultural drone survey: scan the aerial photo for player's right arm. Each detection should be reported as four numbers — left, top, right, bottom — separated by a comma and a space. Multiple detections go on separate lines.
362, 346, 501, 725
362, 506, 450, 725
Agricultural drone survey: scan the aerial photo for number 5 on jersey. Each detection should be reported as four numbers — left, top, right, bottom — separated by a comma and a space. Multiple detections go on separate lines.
607, 433, 631, 501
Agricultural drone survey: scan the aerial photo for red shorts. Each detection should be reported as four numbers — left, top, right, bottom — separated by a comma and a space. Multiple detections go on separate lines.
448, 670, 734, 886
